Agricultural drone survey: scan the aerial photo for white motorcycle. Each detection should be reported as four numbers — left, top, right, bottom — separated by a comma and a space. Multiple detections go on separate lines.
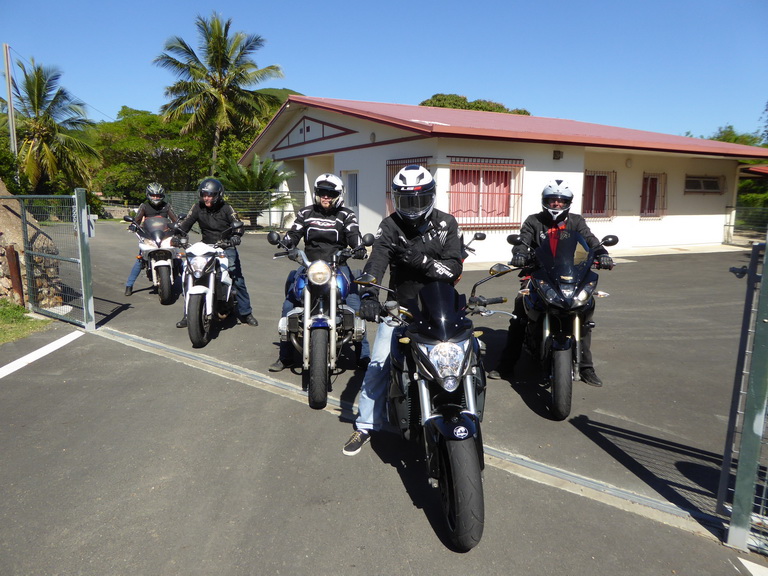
175, 221, 243, 348
124, 215, 182, 304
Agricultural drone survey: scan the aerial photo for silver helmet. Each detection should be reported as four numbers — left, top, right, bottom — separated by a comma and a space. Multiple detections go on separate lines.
146, 182, 166, 207
541, 179, 574, 223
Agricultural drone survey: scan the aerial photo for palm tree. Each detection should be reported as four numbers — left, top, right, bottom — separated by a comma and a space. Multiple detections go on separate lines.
12, 59, 100, 192
154, 12, 284, 174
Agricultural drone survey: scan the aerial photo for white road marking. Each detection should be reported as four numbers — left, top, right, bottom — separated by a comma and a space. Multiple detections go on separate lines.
739, 558, 768, 575
0, 331, 84, 380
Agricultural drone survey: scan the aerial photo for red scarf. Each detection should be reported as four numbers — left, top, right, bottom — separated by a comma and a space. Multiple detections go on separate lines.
547, 221, 566, 256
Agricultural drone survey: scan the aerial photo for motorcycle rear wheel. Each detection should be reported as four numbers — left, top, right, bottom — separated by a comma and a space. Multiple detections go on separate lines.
550, 349, 573, 421
438, 438, 485, 552
187, 293, 211, 348
308, 328, 330, 410
157, 266, 173, 305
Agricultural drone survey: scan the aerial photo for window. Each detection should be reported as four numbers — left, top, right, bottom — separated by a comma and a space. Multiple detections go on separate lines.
641, 172, 667, 218
448, 157, 524, 228
385, 156, 432, 214
685, 175, 724, 194
582, 170, 617, 218
345, 172, 358, 206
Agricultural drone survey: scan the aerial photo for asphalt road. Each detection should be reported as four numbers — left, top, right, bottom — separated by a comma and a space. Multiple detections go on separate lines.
0, 220, 766, 575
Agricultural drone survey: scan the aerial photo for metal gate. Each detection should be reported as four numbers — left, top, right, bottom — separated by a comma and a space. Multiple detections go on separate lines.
716, 234, 768, 552
0, 189, 95, 330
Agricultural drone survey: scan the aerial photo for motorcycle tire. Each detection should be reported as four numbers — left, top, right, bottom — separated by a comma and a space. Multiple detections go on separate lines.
308, 328, 330, 410
157, 267, 173, 305
187, 293, 211, 348
438, 438, 485, 552
550, 349, 573, 421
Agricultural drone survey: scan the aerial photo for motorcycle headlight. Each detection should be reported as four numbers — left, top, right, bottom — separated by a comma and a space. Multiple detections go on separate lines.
418, 340, 469, 391
537, 279, 560, 304
575, 281, 597, 304
307, 261, 332, 285
188, 255, 208, 279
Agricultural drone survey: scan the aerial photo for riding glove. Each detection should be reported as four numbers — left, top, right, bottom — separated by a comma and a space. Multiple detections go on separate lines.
598, 255, 614, 269
229, 235, 241, 246
359, 298, 381, 321
510, 252, 529, 268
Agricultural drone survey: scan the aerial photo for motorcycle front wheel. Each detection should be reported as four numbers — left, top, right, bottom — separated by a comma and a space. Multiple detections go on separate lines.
308, 328, 330, 410
187, 293, 211, 348
157, 266, 173, 305
550, 349, 573, 421
438, 438, 485, 552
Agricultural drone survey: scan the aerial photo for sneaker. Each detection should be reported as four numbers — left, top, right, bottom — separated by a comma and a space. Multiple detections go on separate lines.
342, 430, 370, 456
487, 365, 512, 380
176, 316, 188, 329
240, 314, 259, 326
580, 368, 603, 387
269, 358, 294, 372
124, 285, 133, 296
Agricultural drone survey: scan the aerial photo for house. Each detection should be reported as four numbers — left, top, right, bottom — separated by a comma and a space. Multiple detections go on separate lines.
240, 95, 768, 262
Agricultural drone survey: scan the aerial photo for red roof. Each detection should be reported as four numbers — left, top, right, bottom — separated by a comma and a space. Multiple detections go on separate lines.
273, 95, 768, 160
742, 165, 768, 176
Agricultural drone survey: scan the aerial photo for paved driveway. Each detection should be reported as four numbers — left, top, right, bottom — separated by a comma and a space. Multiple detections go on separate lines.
0, 220, 764, 575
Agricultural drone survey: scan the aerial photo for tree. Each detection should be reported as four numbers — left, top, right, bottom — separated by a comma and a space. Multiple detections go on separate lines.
420, 93, 530, 115
89, 107, 208, 202
11, 59, 100, 192
154, 12, 284, 174
216, 155, 295, 223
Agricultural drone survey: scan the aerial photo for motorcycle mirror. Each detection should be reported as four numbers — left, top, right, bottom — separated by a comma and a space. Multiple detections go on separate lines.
601, 235, 619, 247
266, 231, 281, 246
231, 220, 244, 231
473, 232, 486, 241
489, 263, 512, 276
178, 213, 187, 220
123, 215, 134, 223
507, 234, 523, 246
355, 272, 377, 286
361, 233, 375, 247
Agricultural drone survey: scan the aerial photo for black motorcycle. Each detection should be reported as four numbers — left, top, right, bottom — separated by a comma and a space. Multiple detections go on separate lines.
508, 230, 618, 420
355, 272, 507, 552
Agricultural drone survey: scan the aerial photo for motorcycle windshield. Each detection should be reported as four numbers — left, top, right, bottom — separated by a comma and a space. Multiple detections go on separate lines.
534, 229, 594, 285
409, 282, 472, 342
141, 217, 172, 244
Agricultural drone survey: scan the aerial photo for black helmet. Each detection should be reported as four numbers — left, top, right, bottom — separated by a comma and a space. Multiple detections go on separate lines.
198, 178, 225, 207
392, 165, 436, 225
146, 182, 166, 207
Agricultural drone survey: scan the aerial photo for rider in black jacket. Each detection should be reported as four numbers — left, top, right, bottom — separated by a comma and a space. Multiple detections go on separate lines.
124, 182, 179, 296
490, 179, 613, 386
342, 165, 463, 456
268, 174, 370, 372
173, 178, 258, 328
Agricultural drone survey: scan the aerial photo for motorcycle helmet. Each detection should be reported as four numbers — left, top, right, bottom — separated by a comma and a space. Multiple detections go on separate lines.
198, 178, 225, 208
541, 179, 574, 223
146, 182, 166, 207
313, 173, 344, 211
392, 165, 436, 225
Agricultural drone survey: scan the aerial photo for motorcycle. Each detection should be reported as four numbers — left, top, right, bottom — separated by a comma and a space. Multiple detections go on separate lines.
175, 221, 243, 348
507, 230, 618, 420
354, 271, 508, 552
123, 215, 182, 304
266, 231, 374, 410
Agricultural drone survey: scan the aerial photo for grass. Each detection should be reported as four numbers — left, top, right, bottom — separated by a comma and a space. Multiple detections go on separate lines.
0, 298, 52, 345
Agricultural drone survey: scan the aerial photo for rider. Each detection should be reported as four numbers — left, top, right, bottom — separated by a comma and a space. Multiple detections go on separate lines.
488, 179, 613, 386
124, 182, 179, 296
268, 173, 370, 372
173, 178, 259, 328
342, 165, 463, 456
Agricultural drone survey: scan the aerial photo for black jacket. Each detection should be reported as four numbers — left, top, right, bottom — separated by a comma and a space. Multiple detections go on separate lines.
364, 209, 463, 302
512, 212, 608, 257
284, 204, 361, 262
176, 201, 243, 245
135, 201, 178, 224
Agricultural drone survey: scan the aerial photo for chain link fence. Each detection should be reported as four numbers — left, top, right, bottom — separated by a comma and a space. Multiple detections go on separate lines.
726, 206, 768, 246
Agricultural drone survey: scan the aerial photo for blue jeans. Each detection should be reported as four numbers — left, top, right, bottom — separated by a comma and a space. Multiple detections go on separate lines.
126, 255, 143, 287
355, 322, 401, 432
279, 265, 370, 361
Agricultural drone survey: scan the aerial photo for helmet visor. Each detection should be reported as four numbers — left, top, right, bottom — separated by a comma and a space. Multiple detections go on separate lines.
316, 188, 340, 199
394, 191, 434, 218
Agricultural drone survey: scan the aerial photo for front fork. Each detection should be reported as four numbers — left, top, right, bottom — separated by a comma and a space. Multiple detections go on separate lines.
301, 270, 338, 370
541, 313, 581, 372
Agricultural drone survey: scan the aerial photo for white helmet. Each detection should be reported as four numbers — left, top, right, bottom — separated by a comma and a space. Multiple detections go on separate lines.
392, 165, 436, 224
541, 179, 574, 223
313, 173, 344, 211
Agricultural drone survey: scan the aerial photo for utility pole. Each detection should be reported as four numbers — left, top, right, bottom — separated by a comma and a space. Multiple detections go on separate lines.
3, 43, 18, 156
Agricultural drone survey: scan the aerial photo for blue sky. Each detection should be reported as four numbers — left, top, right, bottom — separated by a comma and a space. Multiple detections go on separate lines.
2, 0, 766, 140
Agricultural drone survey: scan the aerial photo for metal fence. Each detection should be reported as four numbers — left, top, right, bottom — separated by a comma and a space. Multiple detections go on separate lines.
726, 206, 768, 246
0, 189, 95, 330
716, 234, 768, 552
168, 190, 307, 230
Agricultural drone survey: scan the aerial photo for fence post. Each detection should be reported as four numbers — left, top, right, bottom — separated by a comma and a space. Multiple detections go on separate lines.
74, 188, 96, 331
727, 230, 768, 550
